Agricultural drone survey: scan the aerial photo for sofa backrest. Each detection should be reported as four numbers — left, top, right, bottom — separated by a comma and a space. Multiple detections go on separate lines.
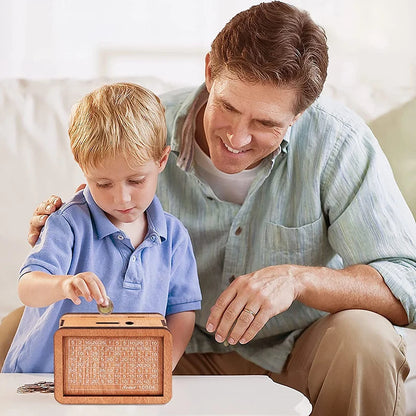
369, 97, 416, 216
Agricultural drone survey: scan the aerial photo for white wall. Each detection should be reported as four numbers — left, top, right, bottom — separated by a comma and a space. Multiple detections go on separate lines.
1, 0, 415, 121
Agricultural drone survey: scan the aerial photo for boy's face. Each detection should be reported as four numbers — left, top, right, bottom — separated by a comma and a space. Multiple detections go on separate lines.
83, 149, 169, 228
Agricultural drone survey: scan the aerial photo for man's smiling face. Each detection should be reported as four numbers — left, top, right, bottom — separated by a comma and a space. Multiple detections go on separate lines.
198, 65, 302, 174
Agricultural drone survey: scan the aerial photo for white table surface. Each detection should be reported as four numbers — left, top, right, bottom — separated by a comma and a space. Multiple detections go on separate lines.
0, 373, 311, 415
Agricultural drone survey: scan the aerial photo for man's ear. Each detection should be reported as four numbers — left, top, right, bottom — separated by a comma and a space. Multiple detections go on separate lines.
158, 146, 171, 172
204, 53, 213, 92
291, 111, 304, 126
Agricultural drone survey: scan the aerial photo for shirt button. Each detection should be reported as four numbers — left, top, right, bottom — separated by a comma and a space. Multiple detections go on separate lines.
117, 234, 124, 240
235, 226, 242, 236
150, 235, 157, 242
131, 255, 136, 262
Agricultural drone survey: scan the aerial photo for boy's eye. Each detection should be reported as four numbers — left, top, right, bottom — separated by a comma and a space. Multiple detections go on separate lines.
97, 183, 111, 188
129, 179, 145, 185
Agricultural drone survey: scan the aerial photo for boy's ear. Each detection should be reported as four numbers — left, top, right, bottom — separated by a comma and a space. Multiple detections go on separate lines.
158, 146, 171, 172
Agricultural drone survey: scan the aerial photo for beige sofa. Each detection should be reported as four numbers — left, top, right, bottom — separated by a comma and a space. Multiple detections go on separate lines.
0, 79, 415, 413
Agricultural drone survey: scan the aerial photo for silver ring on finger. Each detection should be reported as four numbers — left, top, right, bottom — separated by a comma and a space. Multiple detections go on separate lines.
242, 307, 257, 317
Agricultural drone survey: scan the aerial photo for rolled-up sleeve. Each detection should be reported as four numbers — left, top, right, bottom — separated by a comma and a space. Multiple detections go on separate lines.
323, 120, 416, 324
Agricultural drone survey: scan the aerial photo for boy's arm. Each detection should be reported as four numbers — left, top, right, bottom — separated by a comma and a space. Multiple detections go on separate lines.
19, 271, 108, 308
166, 311, 195, 370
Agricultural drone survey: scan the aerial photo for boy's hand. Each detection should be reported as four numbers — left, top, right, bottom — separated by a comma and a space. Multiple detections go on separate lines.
28, 195, 62, 247
63, 272, 108, 306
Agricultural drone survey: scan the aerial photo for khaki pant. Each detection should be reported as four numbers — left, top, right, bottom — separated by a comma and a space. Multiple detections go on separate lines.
174, 310, 409, 416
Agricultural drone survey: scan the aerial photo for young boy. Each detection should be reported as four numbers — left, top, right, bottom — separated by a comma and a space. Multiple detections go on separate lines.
2, 83, 201, 373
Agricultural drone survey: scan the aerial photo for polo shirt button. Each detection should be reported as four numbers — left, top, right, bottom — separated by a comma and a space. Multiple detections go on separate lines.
150, 235, 157, 242
117, 234, 124, 240
131, 255, 136, 262
235, 226, 242, 236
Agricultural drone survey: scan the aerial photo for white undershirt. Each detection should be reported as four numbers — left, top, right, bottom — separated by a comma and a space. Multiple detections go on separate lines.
193, 140, 262, 205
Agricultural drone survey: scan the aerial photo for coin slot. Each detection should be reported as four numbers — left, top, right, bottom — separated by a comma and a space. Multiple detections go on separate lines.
125, 321, 134, 325
95, 321, 120, 325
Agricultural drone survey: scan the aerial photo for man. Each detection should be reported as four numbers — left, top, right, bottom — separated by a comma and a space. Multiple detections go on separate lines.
28, 2, 416, 414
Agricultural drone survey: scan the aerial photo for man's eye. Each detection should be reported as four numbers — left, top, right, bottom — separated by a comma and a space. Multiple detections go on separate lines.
97, 183, 111, 188
222, 102, 235, 112
258, 120, 276, 128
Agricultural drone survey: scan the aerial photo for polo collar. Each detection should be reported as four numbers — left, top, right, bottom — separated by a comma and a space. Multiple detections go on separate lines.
83, 187, 167, 242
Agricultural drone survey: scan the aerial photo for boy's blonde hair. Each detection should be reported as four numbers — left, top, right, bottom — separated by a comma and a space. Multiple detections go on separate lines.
69, 82, 167, 171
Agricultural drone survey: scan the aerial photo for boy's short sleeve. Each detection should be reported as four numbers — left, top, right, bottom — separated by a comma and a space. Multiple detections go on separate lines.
166, 225, 201, 316
20, 212, 74, 277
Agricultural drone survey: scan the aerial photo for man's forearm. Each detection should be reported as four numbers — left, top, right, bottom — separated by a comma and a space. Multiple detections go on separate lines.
295, 264, 408, 325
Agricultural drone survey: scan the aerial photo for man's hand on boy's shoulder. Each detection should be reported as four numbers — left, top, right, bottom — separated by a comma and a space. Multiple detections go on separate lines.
28, 195, 62, 247
28, 185, 86, 247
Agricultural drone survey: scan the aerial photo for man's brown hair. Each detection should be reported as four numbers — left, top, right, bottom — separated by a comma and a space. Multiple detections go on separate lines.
209, 1, 328, 113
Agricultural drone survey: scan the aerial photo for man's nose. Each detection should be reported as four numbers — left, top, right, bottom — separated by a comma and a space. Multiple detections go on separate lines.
227, 124, 252, 148
227, 131, 252, 149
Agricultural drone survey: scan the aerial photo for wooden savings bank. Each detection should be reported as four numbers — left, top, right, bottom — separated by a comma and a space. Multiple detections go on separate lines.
54, 313, 172, 404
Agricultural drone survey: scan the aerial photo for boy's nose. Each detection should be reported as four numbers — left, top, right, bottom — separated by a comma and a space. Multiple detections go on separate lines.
113, 185, 131, 204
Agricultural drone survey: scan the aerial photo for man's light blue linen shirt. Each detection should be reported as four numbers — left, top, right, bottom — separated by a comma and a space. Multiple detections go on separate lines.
157, 84, 416, 373
2, 187, 201, 373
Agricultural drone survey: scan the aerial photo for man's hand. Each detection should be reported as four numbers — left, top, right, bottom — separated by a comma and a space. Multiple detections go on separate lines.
28, 195, 62, 247
28, 185, 86, 247
206, 264, 409, 345
206, 265, 300, 345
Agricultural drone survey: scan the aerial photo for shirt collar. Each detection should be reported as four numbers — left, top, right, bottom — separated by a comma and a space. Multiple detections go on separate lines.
83, 187, 167, 242
84, 187, 118, 239
171, 84, 208, 171
145, 195, 167, 242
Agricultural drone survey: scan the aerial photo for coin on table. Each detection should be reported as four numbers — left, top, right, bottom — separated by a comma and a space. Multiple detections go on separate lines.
97, 296, 113, 315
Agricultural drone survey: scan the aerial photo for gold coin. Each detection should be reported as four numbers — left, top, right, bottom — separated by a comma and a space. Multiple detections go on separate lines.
97, 296, 113, 315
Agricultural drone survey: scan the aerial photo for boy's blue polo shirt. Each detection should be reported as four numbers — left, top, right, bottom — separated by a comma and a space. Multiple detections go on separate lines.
2, 187, 201, 373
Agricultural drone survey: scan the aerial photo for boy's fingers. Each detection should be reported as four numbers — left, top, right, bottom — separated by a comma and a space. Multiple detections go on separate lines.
76, 272, 106, 305
72, 276, 92, 302
88, 280, 105, 305
69, 295, 81, 305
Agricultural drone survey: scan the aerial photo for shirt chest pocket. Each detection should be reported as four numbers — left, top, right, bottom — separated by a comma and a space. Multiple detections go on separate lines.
263, 215, 333, 266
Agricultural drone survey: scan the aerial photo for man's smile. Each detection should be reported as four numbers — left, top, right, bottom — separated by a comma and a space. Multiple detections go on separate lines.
222, 140, 248, 154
